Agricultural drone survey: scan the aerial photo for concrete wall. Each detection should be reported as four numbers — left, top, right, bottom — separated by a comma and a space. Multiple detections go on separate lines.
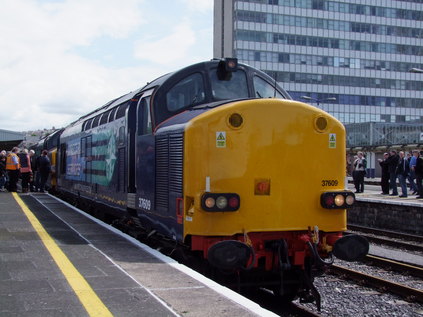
348, 200, 423, 235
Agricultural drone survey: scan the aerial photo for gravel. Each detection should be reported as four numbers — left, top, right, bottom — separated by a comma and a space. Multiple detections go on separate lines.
294, 247, 423, 317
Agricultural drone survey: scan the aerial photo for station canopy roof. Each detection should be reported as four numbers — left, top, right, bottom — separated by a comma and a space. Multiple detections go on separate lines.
0, 129, 24, 151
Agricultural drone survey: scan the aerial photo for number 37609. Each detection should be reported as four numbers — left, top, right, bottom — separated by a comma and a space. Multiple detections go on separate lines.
321, 180, 338, 187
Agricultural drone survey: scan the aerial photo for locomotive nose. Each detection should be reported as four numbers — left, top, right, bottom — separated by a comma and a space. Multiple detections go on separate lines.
332, 234, 369, 261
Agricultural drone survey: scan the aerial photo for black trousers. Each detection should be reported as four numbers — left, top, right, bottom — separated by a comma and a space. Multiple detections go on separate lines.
354, 170, 366, 192
416, 175, 423, 196
381, 173, 390, 194
7, 170, 19, 192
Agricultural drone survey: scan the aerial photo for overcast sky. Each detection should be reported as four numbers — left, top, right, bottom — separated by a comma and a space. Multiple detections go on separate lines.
0, 0, 213, 132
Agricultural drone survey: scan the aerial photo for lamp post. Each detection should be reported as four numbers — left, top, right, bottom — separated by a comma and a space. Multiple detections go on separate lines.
300, 96, 337, 107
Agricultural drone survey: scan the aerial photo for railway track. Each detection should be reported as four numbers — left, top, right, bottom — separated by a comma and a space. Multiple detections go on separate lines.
288, 302, 321, 317
328, 264, 423, 304
363, 254, 423, 278
347, 224, 423, 252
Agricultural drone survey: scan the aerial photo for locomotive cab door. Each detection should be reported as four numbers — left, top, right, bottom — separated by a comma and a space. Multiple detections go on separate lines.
134, 90, 156, 224
134, 89, 184, 241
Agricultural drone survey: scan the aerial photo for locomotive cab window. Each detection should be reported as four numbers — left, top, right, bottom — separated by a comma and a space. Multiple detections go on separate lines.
210, 69, 249, 100
137, 97, 152, 135
166, 73, 205, 112
253, 76, 284, 99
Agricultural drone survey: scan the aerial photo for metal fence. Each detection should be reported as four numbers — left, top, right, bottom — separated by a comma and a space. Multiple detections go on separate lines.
345, 122, 423, 148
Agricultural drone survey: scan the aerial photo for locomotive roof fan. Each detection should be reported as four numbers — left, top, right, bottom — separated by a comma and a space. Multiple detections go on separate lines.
217, 57, 238, 81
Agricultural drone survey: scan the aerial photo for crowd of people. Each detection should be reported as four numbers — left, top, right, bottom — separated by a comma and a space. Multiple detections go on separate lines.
0, 147, 51, 193
352, 149, 423, 199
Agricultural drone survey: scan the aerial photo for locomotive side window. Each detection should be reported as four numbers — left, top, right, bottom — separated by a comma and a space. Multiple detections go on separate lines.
253, 76, 284, 99
100, 110, 112, 125
118, 126, 125, 145
84, 118, 94, 131
210, 69, 248, 100
166, 73, 205, 112
108, 107, 118, 122
92, 115, 101, 128
86, 135, 92, 157
60, 143, 67, 174
137, 98, 152, 135
116, 102, 128, 119
81, 137, 86, 157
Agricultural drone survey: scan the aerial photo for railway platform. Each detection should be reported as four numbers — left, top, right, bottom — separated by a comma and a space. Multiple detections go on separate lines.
0, 192, 276, 317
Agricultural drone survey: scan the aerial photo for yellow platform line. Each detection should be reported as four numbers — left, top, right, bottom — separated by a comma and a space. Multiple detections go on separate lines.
12, 193, 113, 317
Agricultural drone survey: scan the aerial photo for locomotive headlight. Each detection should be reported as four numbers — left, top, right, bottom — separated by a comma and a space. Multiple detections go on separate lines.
205, 197, 216, 208
324, 195, 335, 206
314, 115, 328, 132
202, 193, 240, 212
320, 191, 355, 209
334, 194, 345, 207
228, 113, 243, 129
345, 195, 355, 206
216, 196, 228, 209
228, 196, 240, 209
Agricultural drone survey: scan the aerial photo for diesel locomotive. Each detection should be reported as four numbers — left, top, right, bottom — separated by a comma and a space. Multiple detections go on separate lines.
46, 58, 368, 309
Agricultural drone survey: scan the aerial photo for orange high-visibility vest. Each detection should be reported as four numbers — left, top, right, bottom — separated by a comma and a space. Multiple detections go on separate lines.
6, 153, 20, 170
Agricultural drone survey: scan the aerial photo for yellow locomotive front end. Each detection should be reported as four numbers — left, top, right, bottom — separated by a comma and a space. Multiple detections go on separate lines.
185, 98, 347, 235
183, 98, 368, 306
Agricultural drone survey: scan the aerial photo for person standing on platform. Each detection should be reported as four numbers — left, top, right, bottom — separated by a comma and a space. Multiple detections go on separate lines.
415, 151, 423, 199
378, 152, 390, 195
387, 150, 399, 196
38, 150, 51, 193
408, 150, 419, 195
396, 151, 409, 198
353, 152, 367, 193
5, 147, 20, 192
29, 150, 36, 192
0, 151, 6, 191
18, 149, 32, 193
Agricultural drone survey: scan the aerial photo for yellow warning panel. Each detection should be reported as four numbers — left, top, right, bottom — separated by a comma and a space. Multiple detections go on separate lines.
329, 133, 336, 148
216, 131, 226, 148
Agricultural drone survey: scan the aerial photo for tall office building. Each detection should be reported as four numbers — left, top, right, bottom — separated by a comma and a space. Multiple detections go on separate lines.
214, 0, 423, 148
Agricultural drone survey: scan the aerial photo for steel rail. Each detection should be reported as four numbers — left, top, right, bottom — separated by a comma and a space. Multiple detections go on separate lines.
363, 254, 423, 278
289, 302, 322, 317
347, 224, 423, 243
329, 264, 423, 304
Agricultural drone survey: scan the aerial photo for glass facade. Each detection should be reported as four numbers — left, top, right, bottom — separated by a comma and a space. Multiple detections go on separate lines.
214, 0, 423, 147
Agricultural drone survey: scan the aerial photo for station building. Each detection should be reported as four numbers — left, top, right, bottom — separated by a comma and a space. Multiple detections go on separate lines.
213, 0, 423, 176
0, 129, 24, 151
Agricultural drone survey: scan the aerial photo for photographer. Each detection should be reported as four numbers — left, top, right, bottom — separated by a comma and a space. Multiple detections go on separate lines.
353, 152, 367, 193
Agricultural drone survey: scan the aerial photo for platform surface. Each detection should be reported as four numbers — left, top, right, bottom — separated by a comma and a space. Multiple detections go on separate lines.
0, 192, 275, 317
